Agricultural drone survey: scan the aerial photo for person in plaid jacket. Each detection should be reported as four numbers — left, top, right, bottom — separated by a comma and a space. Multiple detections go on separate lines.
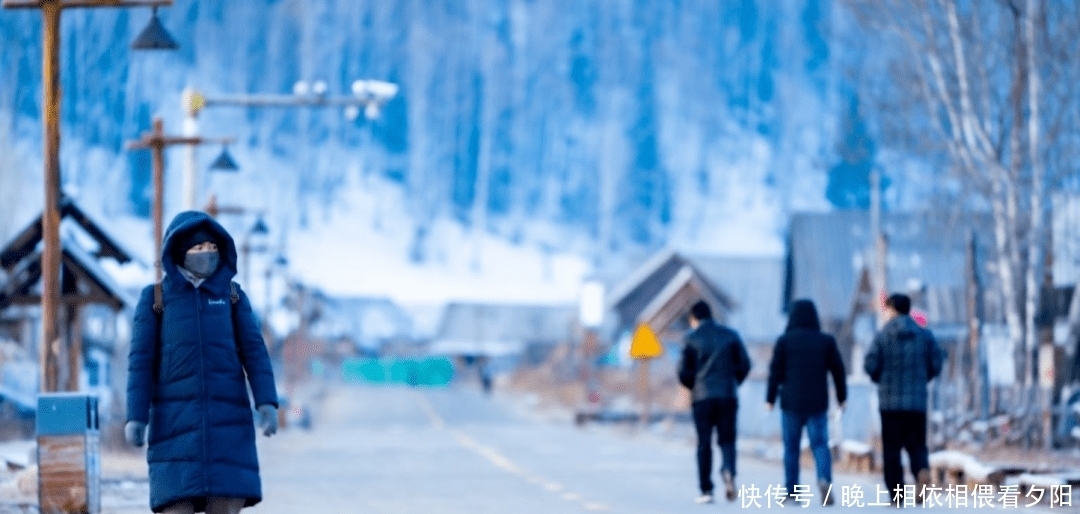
864, 293, 946, 504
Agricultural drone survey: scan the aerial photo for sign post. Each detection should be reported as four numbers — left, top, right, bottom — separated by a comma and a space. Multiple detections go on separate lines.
630, 324, 663, 427
579, 281, 605, 406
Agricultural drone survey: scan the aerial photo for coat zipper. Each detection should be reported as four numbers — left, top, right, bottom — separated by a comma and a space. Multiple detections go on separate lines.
195, 288, 209, 495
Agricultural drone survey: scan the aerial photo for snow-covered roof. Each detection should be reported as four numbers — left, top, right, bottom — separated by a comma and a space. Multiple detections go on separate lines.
688, 255, 787, 343
0, 196, 136, 271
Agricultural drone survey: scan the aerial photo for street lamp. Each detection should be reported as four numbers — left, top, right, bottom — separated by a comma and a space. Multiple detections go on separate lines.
130, 6, 178, 50
2, 0, 178, 393
241, 216, 271, 288
263, 254, 289, 349
209, 146, 239, 172
127, 117, 235, 285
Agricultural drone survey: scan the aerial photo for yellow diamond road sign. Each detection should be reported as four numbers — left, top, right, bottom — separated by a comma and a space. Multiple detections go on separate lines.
629, 323, 663, 359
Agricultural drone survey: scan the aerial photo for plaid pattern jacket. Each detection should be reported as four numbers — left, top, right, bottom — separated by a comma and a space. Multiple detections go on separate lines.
864, 316, 946, 412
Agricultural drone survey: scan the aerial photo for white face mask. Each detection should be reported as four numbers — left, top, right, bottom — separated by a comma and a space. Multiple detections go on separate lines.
183, 250, 220, 278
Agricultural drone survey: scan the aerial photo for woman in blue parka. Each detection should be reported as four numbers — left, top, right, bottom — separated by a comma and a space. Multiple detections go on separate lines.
126, 211, 279, 514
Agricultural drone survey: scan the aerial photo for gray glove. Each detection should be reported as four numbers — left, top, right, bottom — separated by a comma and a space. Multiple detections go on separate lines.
257, 405, 278, 437
124, 420, 147, 447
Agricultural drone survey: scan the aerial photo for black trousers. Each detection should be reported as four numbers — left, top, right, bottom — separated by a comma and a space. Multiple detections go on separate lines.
880, 410, 929, 497
693, 397, 738, 494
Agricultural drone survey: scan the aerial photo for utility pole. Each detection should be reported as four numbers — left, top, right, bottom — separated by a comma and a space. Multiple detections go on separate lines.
127, 117, 234, 283
2, 0, 175, 392
870, 169, 888, 328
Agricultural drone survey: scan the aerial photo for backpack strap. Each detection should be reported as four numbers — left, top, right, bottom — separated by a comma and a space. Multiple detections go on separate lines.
230, 281, 245, 364
153, 282, 164, 314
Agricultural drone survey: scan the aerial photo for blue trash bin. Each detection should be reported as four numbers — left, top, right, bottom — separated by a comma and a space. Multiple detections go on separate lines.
37, 393, 100, 514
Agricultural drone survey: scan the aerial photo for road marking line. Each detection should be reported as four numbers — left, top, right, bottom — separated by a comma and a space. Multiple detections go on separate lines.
414, 392, 612, 512
455, 433, 525, 476
413, 392, 446, 429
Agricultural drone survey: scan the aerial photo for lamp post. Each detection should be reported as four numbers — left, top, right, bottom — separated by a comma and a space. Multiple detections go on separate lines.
264, 254, 288, 347
2, 0, 178, 393
579, 280, 605, 409
241, 216, 270, 289
180, 79, 400, 210
127, 117, 235, 284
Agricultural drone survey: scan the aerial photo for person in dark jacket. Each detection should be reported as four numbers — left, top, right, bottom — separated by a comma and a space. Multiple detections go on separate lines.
678, 301, 752, 505
864, 293, 945, 505
766, 299, 846, 505
126, 211, 279, 514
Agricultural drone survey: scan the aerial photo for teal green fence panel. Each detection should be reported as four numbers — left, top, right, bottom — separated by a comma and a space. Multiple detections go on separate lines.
342, 357, 454, 387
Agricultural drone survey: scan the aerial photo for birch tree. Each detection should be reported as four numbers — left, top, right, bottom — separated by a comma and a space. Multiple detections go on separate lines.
842, 0, 1080, 395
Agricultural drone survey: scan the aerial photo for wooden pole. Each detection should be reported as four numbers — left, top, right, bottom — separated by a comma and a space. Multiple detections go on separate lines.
40, 0, 62, 393
66, 305, 82, 392
638, 358, 651, 428
151, 118, 166, 284
242, 238, 250, 288
870, 169, 888, 328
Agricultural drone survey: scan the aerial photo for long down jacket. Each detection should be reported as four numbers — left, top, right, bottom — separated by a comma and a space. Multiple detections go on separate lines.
127, 211, 278, 513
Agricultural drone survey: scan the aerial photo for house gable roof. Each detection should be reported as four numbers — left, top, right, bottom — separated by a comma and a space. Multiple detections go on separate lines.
609, 251, 735, 335
0, 197, 135, 271
0, 239, 133, 311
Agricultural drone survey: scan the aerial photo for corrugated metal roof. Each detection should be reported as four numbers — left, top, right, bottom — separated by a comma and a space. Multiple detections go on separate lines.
688, 255, 787, 343
434, 302, 577, 346
786, 210, 995, 323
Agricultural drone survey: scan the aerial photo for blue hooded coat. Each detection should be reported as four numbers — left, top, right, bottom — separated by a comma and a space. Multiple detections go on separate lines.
127, 211, 278, 513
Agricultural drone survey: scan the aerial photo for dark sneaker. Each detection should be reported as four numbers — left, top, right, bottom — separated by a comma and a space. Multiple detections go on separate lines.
819, 479, 835, 506
915, 469, 931, 505
722, 471, 736, 501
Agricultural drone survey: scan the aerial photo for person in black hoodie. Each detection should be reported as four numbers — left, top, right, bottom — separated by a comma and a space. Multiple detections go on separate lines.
766, 299, 846, 506
678, 301, 752, 505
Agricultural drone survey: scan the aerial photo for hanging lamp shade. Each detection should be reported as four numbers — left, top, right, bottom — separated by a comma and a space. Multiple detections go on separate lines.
251, 218, 270, 236
131, 8, 179, 51
209, 146, 239, 172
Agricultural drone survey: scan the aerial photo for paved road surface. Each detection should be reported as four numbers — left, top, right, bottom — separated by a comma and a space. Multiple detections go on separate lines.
96, 385, 1071, 513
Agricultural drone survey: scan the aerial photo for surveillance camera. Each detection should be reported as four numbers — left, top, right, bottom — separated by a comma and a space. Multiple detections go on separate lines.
367, 80, 399, 99
364, 103, 381, 120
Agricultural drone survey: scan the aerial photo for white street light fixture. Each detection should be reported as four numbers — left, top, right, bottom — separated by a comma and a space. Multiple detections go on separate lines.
344, 105, 361, 121
181, 79, 400, 209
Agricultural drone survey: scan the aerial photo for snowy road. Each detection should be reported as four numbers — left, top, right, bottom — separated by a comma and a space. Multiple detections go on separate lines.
99, 386, 1070, 513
